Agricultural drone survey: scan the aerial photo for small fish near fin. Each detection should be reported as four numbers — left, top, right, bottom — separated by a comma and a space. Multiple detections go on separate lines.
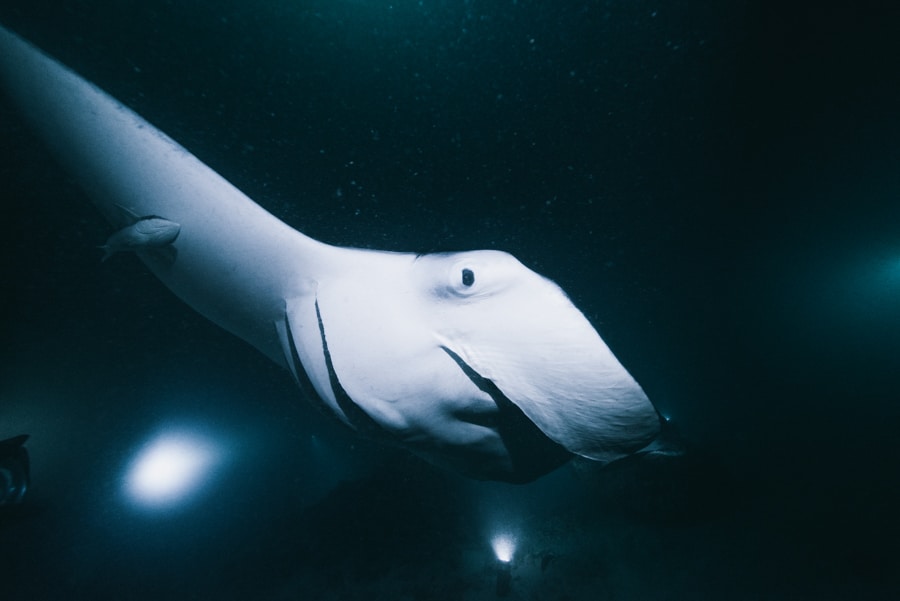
99, 213, 181, 263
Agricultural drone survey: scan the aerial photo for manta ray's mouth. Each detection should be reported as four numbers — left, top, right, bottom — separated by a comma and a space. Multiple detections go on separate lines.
439, 346, 571, 481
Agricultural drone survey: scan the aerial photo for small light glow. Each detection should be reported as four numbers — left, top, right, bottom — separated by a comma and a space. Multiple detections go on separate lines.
125, 431, 221, 509
491, 533, 516, 563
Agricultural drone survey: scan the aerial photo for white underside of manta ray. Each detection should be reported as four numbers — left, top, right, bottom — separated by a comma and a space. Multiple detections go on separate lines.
0, 24, 662, 482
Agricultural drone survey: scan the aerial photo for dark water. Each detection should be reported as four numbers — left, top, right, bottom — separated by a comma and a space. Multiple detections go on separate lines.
1, 1, 899, 599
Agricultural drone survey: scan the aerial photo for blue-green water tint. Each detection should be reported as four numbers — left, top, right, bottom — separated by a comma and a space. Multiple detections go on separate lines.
2, 1, 900, 599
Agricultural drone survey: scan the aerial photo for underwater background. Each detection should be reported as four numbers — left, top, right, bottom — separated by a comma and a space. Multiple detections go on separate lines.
1, 1, 899, 599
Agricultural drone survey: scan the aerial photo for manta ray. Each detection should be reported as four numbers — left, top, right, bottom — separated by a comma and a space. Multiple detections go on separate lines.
0, 24, 662, 482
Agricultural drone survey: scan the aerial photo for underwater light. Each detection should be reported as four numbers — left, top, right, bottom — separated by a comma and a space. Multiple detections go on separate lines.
124, 430, 221, 509
491, 533, 516, 563
491, 533, 516, 597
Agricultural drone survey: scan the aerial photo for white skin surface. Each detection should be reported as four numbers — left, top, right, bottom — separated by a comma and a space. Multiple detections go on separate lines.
0, 24, 660, 481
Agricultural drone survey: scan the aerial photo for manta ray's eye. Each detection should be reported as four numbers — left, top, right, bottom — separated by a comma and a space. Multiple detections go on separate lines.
461, 268, 475, 287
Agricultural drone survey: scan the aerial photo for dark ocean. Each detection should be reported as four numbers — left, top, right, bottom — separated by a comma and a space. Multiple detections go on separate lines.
1, 1, 899, 599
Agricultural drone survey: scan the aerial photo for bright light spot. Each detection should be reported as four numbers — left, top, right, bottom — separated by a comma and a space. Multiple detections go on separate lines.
491, 533, 516, 563
125, 431, 221, 509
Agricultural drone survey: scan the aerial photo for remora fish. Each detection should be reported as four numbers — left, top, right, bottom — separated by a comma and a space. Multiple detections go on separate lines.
100, 205, 181, 262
